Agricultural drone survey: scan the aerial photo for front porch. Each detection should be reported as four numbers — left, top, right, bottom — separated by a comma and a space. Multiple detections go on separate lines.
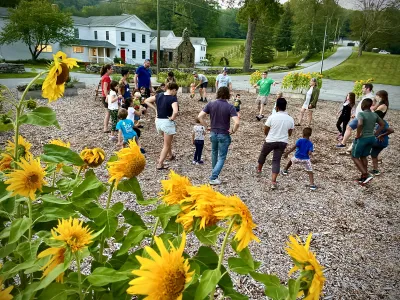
88, 47, 114, 64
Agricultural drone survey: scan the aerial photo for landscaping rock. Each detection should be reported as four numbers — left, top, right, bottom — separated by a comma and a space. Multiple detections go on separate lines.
268, 66, 289, 72
0, 63, 25, 74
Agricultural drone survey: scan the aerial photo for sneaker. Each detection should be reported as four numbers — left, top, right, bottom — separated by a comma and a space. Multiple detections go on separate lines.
363, 174, 373, 184
270, 182, 277, 190
140, 148, 146, 154
198, 98, 203, 102
109, 136, 117, 141
371, 169, 381, 176
355, 177, 364, 183
256, 168, 262, 176
192, 160, 197, 165
336, 143, 346, 148
256, 115, 264, 121
309, 185, 317, 191
197, 160, 204, 164
204, 98, 208, 103
209, 178, 221, 185
281, 170, 288, 176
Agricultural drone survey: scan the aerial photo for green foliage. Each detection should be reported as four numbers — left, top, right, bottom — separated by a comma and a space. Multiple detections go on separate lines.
252, 18, 275, 64
250, 70, 262, 85
157, 71, 216, 87
275, 4, 294, 52
353, 78, 374, 98
0, 0, 75, 61
286, 62, 297, 69
282, 72, 323, 91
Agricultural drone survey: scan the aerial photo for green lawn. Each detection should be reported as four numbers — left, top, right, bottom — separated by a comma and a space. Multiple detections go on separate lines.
0, 72, 38, 79
323, 51, 400, 86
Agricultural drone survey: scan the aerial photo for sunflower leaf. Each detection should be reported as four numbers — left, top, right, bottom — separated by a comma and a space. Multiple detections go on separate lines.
117, 226, 151, 256
230, 241, 255, 269
288, 279, 301, 300
87, 267, 129, 286
9, 216, 32, 243
42, 144, 84, 166
228, 257, 253, 275
250, 272, 289, 300
191, 246, 218, 273
117, 177, 156, 205
194, 268, 221, 300
147, 204, 181, 218
34, 259, 71, 292
122, 210, 146, 229
0, 122, 13, 132
194, 226, 225, 246
19, 107, 60, 128
71, 171, 106, 205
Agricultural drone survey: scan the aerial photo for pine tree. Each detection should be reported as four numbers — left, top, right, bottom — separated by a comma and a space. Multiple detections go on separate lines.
275, 4, 293, 52
251, 20, 275, 64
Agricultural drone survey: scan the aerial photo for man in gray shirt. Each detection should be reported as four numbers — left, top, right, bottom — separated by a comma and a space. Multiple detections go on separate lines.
193, 71, 208, 102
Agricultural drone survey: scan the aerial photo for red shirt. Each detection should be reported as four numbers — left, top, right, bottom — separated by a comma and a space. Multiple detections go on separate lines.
101, 74, 111, 97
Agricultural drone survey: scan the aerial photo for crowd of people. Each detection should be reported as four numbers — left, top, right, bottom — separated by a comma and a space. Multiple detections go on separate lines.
100, 59, 394, 190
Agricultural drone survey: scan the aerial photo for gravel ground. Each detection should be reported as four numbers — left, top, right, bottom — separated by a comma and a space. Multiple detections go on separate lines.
1, 87, 399, 299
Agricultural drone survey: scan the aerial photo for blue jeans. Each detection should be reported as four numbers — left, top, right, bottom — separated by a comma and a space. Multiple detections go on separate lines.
210, 132, 231, 180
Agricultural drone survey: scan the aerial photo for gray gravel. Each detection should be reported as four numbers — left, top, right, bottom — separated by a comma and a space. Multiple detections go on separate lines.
2, 87, 399, 299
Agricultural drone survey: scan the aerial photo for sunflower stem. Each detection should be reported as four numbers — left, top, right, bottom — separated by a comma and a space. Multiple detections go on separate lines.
106, 180, 115, 209
27, 199, 32, 240
150, 217, 160, 246
75, 252, 84, 300
76, 165, 83, 180
210, 216, 236, 300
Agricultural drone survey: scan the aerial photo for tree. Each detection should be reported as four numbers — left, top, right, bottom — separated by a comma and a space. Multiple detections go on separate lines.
0, 0, 74, 61
252, 17, 275, 63
275, 3, 294, 51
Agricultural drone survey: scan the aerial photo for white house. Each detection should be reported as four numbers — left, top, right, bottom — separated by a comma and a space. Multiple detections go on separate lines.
0, 8, 152, 65
189, 37, 208, 63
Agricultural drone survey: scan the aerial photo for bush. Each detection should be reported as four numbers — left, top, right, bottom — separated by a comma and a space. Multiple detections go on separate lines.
281, 72, 323, 91
113, 56, 125, 64
353, 78, 374, 98
250, 70, 262, 85
157, 70, 216, 87
286, 62, 297, 69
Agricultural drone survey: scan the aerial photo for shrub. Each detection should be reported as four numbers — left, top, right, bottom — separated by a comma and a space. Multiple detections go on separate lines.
353, 78, 374, 98
250, 70, 262, 85
157, 71, 215, 87
286, 62, 297, 69
281, 72, 323, 91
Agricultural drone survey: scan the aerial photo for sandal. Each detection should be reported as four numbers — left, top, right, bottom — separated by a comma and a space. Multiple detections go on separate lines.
156, 165, 169, 170
103, 130, 111, 133
166, 155, 176, 161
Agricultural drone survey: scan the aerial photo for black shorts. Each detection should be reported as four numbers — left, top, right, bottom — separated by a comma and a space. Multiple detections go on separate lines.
144, 88, 151, 98
199, 82, 208, 89
122, 98, 132, 109
101, 96, 108, 108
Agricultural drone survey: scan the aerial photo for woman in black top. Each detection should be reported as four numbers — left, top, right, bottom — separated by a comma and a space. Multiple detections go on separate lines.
145, 82, 179, 170
336, 92, 355, 139
373, 90, 389, 119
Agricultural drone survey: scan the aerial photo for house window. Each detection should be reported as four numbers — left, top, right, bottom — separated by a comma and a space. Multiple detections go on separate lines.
74, 28, 79, 38
37, 45, 53, 52
106, 31, 109, 40
132, 33, 135, 42
142, 34, 145, 43
142, 50, 146, 59
106, 48, 110, 57
168, 52, 173, 62
132, 50, 136, 59
94, 31, 98, 40
73, 46, 84, 53
121, 32, 125, 41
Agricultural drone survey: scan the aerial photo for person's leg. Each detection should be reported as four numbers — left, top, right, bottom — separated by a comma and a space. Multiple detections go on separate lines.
271, 142, 286, 183
258, 96, 267, 116
158, 133, 173, 168
199, 87, 204, 101
193, 140, 200, 162
307, 110, 313, 126
351, 139, 368, 177
297, 108, 306, 125
307, 171, 315, 185
256, 97, 261, 113
371, 147, 383, 171
340, 119, 358, 146
197, 140, 204, 162
203, 86, 207, 101
351, 156, 366, 174
361, 156, 368, 172
210, 132, 218, 169
342, 117, 350, 136
103, 109, 110, 132
336, 116, 343, 134
257, 142, 273, 172
284, 159, 293, 171
210, 134, 231, 180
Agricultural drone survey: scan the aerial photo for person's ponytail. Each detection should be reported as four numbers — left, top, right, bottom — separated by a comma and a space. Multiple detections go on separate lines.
100, 64, 112, 76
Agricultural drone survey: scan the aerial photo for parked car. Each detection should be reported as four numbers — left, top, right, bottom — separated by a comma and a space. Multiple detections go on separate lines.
379, 50, 391, 54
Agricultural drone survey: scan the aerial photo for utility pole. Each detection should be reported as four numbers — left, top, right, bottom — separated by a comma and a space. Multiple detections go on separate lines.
320, 17, 329, 75
333, 18, 339, 48
156, 0, 160, 74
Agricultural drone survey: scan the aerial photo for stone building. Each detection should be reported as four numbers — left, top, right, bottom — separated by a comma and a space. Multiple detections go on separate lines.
150, 28, 195, 68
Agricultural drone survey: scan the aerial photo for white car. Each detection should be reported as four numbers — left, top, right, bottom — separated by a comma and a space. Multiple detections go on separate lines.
379, 50, 390, 54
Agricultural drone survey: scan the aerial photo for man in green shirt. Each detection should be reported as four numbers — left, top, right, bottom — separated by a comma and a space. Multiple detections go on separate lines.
253, 71, 278, 121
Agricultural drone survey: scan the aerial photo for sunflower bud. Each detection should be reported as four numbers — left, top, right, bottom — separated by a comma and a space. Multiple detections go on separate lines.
26, 99, 37, 110
80, 147, 105, 168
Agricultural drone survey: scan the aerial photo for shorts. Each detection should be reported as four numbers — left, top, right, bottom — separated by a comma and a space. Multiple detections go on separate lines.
199, 82, 208, 89
155, 118, 176, 135
291, 157, 313, 171
352, 136, 375, 158
370, 145, 386, 158
256, 95, 268, 105
348, 118, 358, 130
302, 100, 310, 110
101, 96, 108, 108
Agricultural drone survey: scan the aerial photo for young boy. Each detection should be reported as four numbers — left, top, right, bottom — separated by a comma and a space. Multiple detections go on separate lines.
156, 83, 166, 94
116, 108, 140, 150
192, 117, 205, 165
351, 98, 385, 184
369, 120, 394, 176
281, 127, 316, 190
233, 94, 241, 118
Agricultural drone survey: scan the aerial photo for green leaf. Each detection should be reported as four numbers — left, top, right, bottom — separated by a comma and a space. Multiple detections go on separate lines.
228, 257, 254, 275
117, 226, 151, 256
147, 204, 181, 218
1, 259, 36, 279
87, 267, 129, 286
223, 288, 249, 300
41, 195, 70, 205
56, 177, 81, 194
250, 272, 288, 300
164, 216, 183, 235
0, 122, 13, 132
19, 107, 60, 128
38, 206, 77, 222
0, 227, 10, 239
191, 246, 218, 273
71, 171, 106, 204
9, 217, 32, 243
94, 209, 118, 238
122, 210, 146, 229
231, 241, 255, 269
1, 197, 15, 214
35, 260, 71, 292
194, 269, 221, 300
117, 177, 157, 205
194, 226, 224, 246
16, 239, 41, 261
13, 282, 40, 300
288, 279, 300, 300
110, 202, 124, 215
42, 144, 84, 166
0, 242, 17, 259
38, 283, 76, 300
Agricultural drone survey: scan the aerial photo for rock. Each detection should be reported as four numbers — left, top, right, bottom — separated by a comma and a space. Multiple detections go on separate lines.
0, 63, 25, 74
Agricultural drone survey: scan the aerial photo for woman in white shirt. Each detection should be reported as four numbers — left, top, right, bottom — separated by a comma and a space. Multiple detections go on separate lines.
296, 78, 320, 126
108, 81, 120, 141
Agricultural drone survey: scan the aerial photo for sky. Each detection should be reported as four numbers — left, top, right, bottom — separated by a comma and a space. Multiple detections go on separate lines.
220, 0, 356, 9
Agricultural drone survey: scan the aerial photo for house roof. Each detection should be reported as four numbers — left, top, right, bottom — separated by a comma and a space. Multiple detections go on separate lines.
150, 30, 175, 38
189, 37, 207, 46
72, 16, 91, 25
0, 7, 10, 17
71, 39, 115, 48
71, 14, 152, 31
150, 37, 184, 50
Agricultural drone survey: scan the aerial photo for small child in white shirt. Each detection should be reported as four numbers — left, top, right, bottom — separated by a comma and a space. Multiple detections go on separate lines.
192, 117, 205, 165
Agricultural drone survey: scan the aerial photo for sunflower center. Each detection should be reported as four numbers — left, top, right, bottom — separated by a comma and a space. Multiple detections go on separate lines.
163, 269, 186, 300
56, 63, 70, 85
28, 174, 39, 185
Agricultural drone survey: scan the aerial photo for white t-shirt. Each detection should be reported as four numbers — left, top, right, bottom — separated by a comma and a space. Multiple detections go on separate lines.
216, 74, 232, 87
193, 125, 205, 141
108, 90, 119, 110
303, 87, 313, 108
355, 92, 374, 116
265, 111, 295, 143
127, 107, 136, 122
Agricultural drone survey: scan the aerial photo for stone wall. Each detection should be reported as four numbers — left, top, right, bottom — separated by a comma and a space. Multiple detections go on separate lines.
0, 63, 25, 74
156, 67, 258, 75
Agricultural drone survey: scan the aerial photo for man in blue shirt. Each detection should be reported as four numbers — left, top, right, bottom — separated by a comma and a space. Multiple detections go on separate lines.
135, 59, 153, 97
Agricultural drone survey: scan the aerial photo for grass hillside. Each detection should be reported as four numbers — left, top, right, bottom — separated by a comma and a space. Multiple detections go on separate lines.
323, 51, 400, 86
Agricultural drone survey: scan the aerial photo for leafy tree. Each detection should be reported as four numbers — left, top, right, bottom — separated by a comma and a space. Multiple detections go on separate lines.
1, 0, 21, 8
0, 0, 74, 61
252, 17, 275, 63
216, 9, 246, 38
275, 3, 293, 51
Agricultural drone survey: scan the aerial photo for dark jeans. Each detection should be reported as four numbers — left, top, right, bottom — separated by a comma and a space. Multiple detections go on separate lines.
133, 127, 141, 138
210, 132, 231, 180
193, 140, 204, 162
336, 115, 350, 135
258, 141, 287, 174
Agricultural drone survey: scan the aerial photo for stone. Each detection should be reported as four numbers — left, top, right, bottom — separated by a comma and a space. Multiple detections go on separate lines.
0, 63, 25, 74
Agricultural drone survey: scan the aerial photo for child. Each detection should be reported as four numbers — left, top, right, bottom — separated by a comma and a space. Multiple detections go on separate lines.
140, 86, 148, 114
271, 91, 283, 115
369, 120, 394, 176
192, 117, 205, 165
281, 127, 316, 190
336, 92, 355, 140
233, 94, 241, 118
190, 83, 196, 99
351, 98, 385, 184
108, 80, 120, 141
128, 92, 144, 133
156, 83, 166, 94
116, 108, 144, 153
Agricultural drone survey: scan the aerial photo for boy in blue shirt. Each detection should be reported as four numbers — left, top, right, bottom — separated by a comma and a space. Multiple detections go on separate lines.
116, 108, 143, 152
281, 127, 316, 190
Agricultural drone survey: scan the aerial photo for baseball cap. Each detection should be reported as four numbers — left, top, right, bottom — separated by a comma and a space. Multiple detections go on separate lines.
192, 71, 197, 75
223, 67, 228, 72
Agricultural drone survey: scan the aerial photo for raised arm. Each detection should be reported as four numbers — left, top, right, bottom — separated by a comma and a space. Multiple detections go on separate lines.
144, 95, 157, 112
135, 73, 139, 90
197, 111, 208, 128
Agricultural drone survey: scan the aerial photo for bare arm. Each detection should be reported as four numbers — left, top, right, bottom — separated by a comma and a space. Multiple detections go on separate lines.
111, 94, 118, 103
356, 117, 363, 138
284, 144, 297, 158
117, 130, 123, 148
144, 95, 157, 113
229, 82, 232, 93
264, 126, 270, 136
288, 128, 293, 137
192, 132, 195, 144
135, 74, 139, 89
197, 111, 208, 128
374, 118, 385, 136
230, 116, 239, 134
377, 127, 394, 141
169, 102, 179, 121
102, 81, 109, 95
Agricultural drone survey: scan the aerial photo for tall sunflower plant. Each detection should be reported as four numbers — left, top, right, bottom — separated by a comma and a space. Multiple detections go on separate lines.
0, 51, 325, 299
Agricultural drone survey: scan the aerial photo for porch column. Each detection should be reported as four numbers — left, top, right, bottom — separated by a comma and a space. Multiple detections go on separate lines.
96, 47, 99, 63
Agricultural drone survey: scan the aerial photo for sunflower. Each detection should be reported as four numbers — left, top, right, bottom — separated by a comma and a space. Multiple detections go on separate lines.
0, 153, 13, 171
50, 139, 71, 172
160, 170, 192, 205
213, 194, 260, 252
42, 51, 79, 102
80, 147, 105, 168
5, 135, 32, 161
127, 232, 194, 299
37, 247, 66, 283
4, 158, 47, 200
51, 218, 93, 253
285, 234, 325, 300
107, 139, 146, 186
